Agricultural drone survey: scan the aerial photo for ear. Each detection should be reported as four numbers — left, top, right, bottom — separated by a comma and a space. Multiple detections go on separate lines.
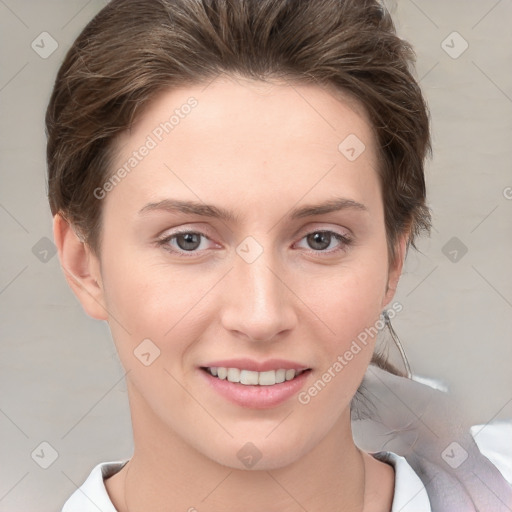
53, 213, 108, 321
381, 232, 408, 309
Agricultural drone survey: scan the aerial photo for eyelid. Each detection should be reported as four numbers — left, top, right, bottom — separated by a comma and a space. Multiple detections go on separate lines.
156, 228, 219, 254
295, 222, 352, 239
156, 225, 353, 257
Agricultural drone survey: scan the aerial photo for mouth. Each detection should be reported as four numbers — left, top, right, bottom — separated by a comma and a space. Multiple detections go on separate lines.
199, 365, 312, 408
200, 366, 311, 386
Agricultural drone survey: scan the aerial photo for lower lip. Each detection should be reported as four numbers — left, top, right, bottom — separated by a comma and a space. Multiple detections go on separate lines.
199, 368, 312, 409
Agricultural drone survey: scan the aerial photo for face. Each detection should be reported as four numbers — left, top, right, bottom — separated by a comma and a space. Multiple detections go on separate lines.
81, 75, 404, 470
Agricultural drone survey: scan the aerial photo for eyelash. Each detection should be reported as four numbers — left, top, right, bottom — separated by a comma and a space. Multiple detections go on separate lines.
156, 229, 353, 258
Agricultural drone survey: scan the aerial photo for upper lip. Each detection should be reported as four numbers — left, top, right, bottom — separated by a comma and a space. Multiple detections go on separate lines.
200, 358, 310, 372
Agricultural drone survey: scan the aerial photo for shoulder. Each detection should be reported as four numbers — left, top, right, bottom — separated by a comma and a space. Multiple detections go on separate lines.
61, 460, 128, 512
373, 434, 512, 512
355, 366, 512, 509
370, 420, 512, 512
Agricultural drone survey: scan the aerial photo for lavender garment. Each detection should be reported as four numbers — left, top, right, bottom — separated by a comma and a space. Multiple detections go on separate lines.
352, 365, 512, 512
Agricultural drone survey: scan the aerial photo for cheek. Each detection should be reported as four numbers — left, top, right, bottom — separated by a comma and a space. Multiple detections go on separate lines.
100, 238, 184, 328
295, 266, 387, 423
99, 250, 217, 369
298, 253, 389, 394
304, 255, 389, 339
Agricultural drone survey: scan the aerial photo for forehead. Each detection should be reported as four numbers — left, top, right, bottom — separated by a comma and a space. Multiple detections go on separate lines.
106, 75, 381, 216
118, 74, 376, 156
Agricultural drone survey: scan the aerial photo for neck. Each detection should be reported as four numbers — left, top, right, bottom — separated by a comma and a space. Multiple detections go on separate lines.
107, 383, 378, 512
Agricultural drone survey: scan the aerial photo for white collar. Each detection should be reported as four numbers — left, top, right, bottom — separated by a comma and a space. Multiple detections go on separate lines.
62, 453, 430, 512
372, 451, 431, 511
62, 460, 128, 512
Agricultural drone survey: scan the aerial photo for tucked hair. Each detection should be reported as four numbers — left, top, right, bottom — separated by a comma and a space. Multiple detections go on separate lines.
46, 0, 432, 377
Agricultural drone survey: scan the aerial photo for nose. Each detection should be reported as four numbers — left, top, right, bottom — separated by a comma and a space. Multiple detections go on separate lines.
220, 245, 297, 342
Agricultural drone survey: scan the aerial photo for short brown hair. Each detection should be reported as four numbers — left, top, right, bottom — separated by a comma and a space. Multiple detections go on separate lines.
46, 0, 431, 271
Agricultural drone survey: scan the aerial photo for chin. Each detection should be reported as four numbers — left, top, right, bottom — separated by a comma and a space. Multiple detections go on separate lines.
200, 433, 313, 472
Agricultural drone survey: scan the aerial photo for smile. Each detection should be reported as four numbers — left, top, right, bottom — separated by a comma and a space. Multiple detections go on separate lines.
200, 366, 312, 409
202, 367, 310, 386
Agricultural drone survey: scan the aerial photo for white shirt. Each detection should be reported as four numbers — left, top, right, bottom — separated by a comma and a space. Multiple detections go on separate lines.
61, 451, 432, 512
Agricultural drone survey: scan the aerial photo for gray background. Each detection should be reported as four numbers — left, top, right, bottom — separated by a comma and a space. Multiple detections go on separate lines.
0, 0, 511, 510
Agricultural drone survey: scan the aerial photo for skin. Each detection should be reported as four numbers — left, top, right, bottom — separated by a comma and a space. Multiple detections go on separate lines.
54, 75, 408, 511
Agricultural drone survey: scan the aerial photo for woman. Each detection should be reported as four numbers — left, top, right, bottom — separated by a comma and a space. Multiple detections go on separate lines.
46, 0, 512, 510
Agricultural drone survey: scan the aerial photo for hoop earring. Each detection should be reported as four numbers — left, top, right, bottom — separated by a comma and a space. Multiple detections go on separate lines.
383, 310, 412, 379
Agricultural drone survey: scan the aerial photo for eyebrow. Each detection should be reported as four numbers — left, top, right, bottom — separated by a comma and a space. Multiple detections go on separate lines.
138, 197, 368, 222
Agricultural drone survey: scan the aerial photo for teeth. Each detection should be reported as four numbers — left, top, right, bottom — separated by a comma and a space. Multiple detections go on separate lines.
206, 367, 306, 385
240, 369, 259, 385
227, 368, 240, 382
258, 370, 276, 386
285, 369, 296, 381
275, 369, 286, 383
